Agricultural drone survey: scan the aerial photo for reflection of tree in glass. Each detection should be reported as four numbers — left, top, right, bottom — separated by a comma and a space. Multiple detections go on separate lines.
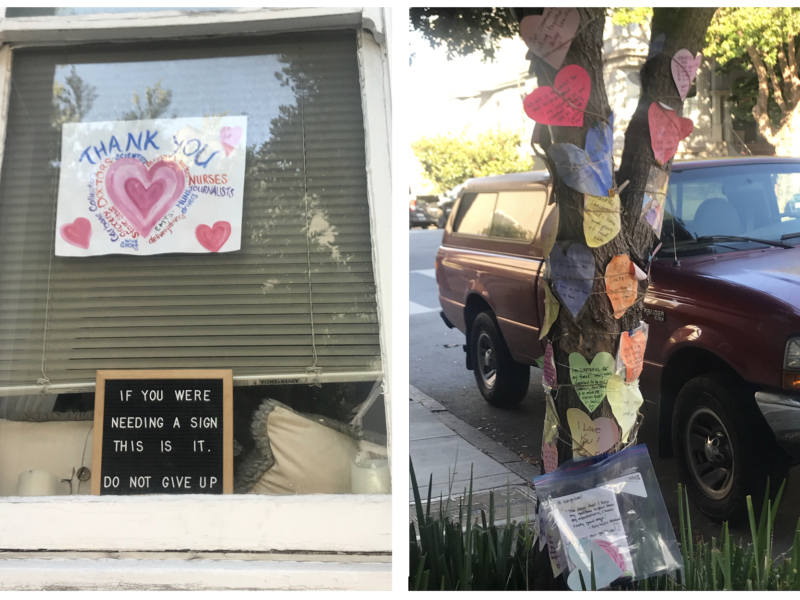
123, 79, 175, 120
52, 66, 97, 127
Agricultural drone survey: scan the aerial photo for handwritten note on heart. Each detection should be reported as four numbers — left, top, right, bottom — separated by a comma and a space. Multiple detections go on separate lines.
195, 221, 232, 252
617, 323, 648, 383
524, 64, 590, 127
540, 203, 559, 258
569, 351, 614, 412
520, 8, 580, 70
566, 538, 624, 591
584, 194, 621, 248
543, 392, 559, 444
606, 375, 644, 442
106, 158, 186, 237
547, 114, 614, 197
542, 442, 559, 473
540, 282, 561, 340
60, 217, 92, 249
672, 49, 702, 101
543, 342, 557, 388
567, 408, 618, 458
648, 102, 694, 164
604, 255, 639, 319
549, 242, 595, 319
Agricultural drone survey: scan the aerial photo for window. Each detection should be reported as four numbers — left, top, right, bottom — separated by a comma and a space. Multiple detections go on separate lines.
453, 192, 496, 235
491, 189, 546, 240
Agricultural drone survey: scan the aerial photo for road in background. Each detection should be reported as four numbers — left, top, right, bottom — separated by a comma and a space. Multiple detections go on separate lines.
410, 228, 800, 553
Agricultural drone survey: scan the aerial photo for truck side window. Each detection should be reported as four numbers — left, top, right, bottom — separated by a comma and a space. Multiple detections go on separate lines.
453, 192, 497, 236
491, 190, 546, 240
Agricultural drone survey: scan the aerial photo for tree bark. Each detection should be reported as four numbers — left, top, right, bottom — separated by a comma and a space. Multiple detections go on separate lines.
786, 35, 800, 105
766, 60, 788, 114
747, 45, 779, 145
529, 8, 716, 467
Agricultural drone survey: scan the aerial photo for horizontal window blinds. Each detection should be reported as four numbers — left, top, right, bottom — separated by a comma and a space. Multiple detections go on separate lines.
0, 32, 382, 392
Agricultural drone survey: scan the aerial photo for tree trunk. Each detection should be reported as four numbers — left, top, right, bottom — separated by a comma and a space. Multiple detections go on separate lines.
529, 7, 716, 467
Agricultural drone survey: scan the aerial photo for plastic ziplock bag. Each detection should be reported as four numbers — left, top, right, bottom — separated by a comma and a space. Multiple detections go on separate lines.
534, 445, 682, 590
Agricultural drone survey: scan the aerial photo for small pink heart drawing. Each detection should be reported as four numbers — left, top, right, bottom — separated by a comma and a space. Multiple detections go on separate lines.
542, 442, 559, 473
60, 217, 92, 249
196, 221, 232, 252
106, 158, 186, 237
220, 126, 243, 157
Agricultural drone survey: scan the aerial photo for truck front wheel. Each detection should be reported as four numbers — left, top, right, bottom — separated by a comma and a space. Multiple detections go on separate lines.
672, 373, 789, 522
469, 312, 529, 407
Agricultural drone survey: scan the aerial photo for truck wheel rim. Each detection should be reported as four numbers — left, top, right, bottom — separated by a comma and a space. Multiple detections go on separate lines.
476, 332, 497, 389
685, 406, 735, 500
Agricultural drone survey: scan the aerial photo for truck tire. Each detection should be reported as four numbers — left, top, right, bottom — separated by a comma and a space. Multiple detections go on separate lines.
469, 312, 530, 407
672, 372, 790, 523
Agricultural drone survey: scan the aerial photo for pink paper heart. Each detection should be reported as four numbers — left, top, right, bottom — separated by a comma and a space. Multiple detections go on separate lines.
543, 342, 557, 388
520, 8, 580, 70
524, 64, 590, 127
220, 126, 243, 156
106, 158, 185, 237
196, 221, 232, 252
60, 217, 92, 249
594, 417, 618, 453
648, 102, 693, 164
672, 49, 702, 101
542, 442, 559, 473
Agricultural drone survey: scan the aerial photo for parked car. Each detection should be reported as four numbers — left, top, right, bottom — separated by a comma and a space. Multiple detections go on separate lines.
409, 195, 443, 228
435, 157, 800, 521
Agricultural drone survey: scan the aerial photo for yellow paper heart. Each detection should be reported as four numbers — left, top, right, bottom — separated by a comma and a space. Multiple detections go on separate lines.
543, 392, 559, 444
540, 283, 560, 340
540, 202, 559, 258
583, 194, 621, 248
567, 408, 619, 459
606, 375, 644, 442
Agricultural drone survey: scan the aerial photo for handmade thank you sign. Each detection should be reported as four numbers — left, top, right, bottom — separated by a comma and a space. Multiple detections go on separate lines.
92, 370, 233, 495
55, 116, 247, 256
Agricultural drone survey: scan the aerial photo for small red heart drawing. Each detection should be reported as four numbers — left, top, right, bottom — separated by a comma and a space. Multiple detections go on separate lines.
196, 221, 232, 252
220, 126, 243, 157
60, 217, 92, 249
523, 64, 590, 127
648, 102, 694, 164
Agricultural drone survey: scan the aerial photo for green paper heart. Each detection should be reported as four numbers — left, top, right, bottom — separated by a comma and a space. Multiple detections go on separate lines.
606, 375, 644, 442
569, 351, 615, 412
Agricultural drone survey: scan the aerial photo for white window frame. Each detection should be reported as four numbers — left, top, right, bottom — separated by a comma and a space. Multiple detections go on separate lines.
0, 6, 392, 578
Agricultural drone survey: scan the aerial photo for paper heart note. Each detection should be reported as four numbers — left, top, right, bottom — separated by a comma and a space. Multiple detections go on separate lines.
540, 203, 559, 258
540, 282, 561, 339
569, 351, 614, 412
606, 375, 644, 443
566, 538, 624, 591
520, 8, 580, 70
543, 393, 559, 444
617, 323, 648, 383
549, 242, 595, 319
604, 255, 645, 319
672, 49, 702, 101
548, 113, 614, 197
543, 342, 557, 388
542, 442, 559, 473
524, 64, 591, 127
584, 194, 621, 248
60, 217, 92, 249
566, 408, 618, 458
648, 102, 693, 164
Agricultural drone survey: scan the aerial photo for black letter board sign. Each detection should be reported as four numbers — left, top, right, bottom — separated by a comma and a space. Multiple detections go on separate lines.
92, 370, 233, 495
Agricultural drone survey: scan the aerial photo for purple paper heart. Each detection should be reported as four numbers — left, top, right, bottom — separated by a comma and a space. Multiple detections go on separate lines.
548, 242, 595, 318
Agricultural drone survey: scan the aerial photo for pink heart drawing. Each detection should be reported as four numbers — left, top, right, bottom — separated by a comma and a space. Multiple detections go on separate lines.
220, 126, 243, 156
520, 8, 580, 70
595, 540, 627, 572
106, 158, 186, 237
60, 217, 92, 249
671, 49, 702, 101
543, 342, 557, 388
196, 221, 232, 252
542, 442, 559, 473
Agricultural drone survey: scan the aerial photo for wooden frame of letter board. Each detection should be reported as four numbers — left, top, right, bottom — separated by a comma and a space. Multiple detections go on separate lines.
91, 369, 234, 495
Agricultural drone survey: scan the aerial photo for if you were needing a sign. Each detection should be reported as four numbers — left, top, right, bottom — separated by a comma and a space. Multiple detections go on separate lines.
56, 116, 247, 256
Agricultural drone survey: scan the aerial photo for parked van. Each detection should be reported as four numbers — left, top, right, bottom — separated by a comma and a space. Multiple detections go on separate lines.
435, 158, 800, 521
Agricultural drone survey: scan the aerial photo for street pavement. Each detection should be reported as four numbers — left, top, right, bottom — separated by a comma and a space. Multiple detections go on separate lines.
409, 227, 800, 555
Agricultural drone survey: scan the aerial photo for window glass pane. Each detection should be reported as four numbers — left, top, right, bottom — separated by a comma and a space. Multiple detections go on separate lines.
6, 8, 228, 17
491, 190, 545, 240
453, 192, 496, 235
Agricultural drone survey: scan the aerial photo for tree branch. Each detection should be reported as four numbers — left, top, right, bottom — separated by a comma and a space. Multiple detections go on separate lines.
765, 60, 788, 113
777, 46, 796, 108
787, 35, 800, 105
747, 46, 778, 143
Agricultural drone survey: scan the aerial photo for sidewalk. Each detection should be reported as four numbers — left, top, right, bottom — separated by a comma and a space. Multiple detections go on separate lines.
409, 385, 541, 522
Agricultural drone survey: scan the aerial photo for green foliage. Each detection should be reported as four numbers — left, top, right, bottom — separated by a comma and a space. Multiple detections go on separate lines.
610, 7, 653, 28
52, 66, 98, 128
123, 79, 174, 121
706, 8, 800, 68
409, 8, 519, 62
411, 129, 531, 194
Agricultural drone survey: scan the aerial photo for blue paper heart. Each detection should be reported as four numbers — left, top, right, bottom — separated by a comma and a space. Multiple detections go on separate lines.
566, 538, 624, 590
547, 113, 614, 197
548, 242, 594, 318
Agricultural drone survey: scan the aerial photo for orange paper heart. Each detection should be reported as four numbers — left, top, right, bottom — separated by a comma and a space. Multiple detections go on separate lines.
604, 255, 639, 319
620, 329, 647, 382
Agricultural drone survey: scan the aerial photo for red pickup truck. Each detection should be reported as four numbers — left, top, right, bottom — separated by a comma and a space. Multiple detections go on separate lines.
436, 157, 800, 521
